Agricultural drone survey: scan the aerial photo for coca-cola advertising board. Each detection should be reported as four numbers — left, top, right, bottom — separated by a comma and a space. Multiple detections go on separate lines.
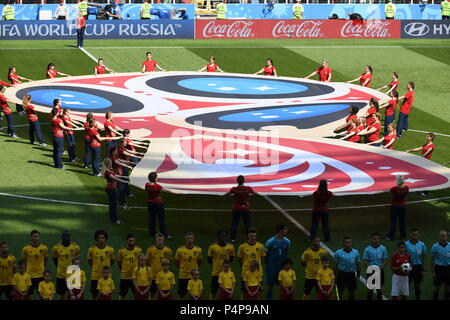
195, 19, 400, 39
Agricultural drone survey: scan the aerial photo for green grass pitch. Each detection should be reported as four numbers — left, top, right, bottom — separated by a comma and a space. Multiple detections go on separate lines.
0, 38, 449, 300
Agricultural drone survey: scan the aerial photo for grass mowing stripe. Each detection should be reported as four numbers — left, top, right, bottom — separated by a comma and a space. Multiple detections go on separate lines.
404, 47, 450, 67
3, 46, 450, 50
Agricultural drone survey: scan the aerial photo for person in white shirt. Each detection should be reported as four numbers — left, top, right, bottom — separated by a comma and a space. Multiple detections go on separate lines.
54, 0, 68, 20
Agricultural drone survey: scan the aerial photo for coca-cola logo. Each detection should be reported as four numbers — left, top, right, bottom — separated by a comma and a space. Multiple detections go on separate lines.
272, 20, 323, 38
201, 21, 255, 38
340, 21, 392, 38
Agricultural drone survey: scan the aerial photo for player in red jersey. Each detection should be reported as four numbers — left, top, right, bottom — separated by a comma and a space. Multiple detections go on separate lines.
104, 112, 123, 158
357, 113, 381, 145
46, 63, 70, 79
254, 59, 277, 76
102, 158, 129, 224
62, 108, 83, 162
8, 66, 32, 116
304, 60, 332, 82
390, 242, 412, 300
379, 90, 398, 135
333, 105, 359, 133
347, 65, 373, 88
406, 133, 435, 160
198, 56, 224, 73
363, 98, 379, 127
377, 72, 399, 95
367, 122, 397, 150
0, 86, 17, 138
94, 59, 114, 75
224, 175, 257, 242
22, 95, 46, 147
141, 52, 166, 73
335, 118, 363, 143
396, 81, 415, 138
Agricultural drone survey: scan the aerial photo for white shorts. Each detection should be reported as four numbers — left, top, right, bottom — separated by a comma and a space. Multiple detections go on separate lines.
391, 274, 409, 297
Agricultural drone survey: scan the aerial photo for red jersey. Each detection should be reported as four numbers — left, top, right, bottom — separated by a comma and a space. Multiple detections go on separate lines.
142, 60, 158, 72
230, 185, 254, 212
389, 79, 398, 91
316, 66, 332, 82
47, 69, 58, 79
105, 170, 117, 190
95, 65, 106, 75
25, 104, 38, 122
118, 147, 128, 161
385, 99, 397, 117
347, 126, 362, 143
84, 122, 91, 140
367, 122, 381, 142
110, 157, 123, 176
0, 80, 12, 87
365, 107, 377, 126
88, 127, 101, 147
8, 73, 19, 85
76, 16, 86, 29
206, 64, 218, 72
145, 183, 163, 204
125, 139, 135, 152
421, 143, 434, 160
400, 91, 414, 114
263, 66, 276, 76
359, 73, 372, 87
345, 114, 357, 123
63, 116, 74, 136
383, 133, 396, 150
390, 186, 409, 207
51, 117, 64, 138
391, 253, 411, 276
104, 120, 116, 141
312, 190, 333, 211
0, 94, 12, 115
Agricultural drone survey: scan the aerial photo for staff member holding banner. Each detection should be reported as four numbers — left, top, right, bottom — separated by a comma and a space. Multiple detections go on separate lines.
140, 0, 151, 19
293, 0, 304, 20
76, 12, 87, 48
385, 0, 396, 20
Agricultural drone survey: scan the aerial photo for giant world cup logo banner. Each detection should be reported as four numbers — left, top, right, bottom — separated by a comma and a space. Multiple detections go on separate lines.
6, 72, 450, 195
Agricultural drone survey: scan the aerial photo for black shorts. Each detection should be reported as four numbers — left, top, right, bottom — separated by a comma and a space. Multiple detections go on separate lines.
409, 265, 424, 284
434, 265, 450, 286
240, 279, 246, 292
211, 276, 220, 295
29, 277, 43, 295
90, 280, 99, 295
303, 278, 318, 295
366, 268, 385, 287
0, 285, 13, 300
150, 281, 158, 294
337, 271, 357, 292
56, 278, 68, 295
178, 278, 189, 297
119, 279, 135, 297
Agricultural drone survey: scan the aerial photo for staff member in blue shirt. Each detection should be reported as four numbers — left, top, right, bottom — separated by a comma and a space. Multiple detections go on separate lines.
405, 228, 427, 300
431, 229, 450, 300
362, 232, 388, 300
334, 237, 361, 300
264, 224, 291, 300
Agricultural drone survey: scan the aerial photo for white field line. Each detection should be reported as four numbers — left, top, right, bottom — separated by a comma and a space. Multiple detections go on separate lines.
1, 46, 450, 50
79, 47, 99, 63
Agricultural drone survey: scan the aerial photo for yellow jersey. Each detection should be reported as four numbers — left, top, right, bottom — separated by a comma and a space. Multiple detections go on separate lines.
237, 242, 266, 276
278, 269, 296, 288
316, 267, 334, 286
132, 266, 153, 287
22, 244, 48, 278
187, 279, 203, 297
97, 277, 115, 295
52, 242, 81, 279
207, 242, 235, 276
0, 254, 16, 285
65, 267, 86, 289
175, 246, 203, 279
243, 269, 262, 286
218, 270, 235, 289
12, 272, 31, 292
118, 246, 142, 279
156, 271, 175, 291
146, 246, 173, 279
38, 280, 55, 299
87, 245, 115, 281
301, 247, 328, 279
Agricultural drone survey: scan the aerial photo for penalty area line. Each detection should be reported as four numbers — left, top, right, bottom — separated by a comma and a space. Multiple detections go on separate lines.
79, 47, 99, 63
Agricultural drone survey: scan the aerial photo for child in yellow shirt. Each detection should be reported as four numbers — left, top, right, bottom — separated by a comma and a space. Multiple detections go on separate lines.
97, 266, 115, 300
132, 254, 153, 300
38, 270, 56, 300
66, 256, 86, 300
218, 260, 235, 300
278, 258, 296, 300
12, 261, 31, 300
243, 260, 262, 300
156, 259, 175, 300
316, 257, 335, 300
187, 269, 203, 300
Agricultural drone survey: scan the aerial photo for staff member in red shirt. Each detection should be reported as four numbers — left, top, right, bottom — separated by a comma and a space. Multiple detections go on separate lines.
8, 66, 32, 116
122, 128, 148, 164
335, 118, 363, 143
0, 87, 17, 138
363, 98, 379, 127
347, 65, 373, 88
76, 12, 87, 48
145, 172, 176, 238
396, 81, 415, 138
387, 175, 409, 241
62, 108, 82, 163
51, 107, 82, 169
304, 60, 332, 82
102, 158, 129, 225
377, 72, 399, 95
22, 95, 46, 147
224, 175, 257, 242
46, 63, 70, 79
94, 58, 114, 75
309, 179, 332, 242
357, 113, 381, 146
254, 59, 277, 77
333, 105, 359, 133
117, 139, 143, 208
83, 113, 94, 169
104, 111, 123, 158
198, 56, 224, 73
367, 122, 397, 150
406, 133, 435, 160
379, 90, 398, 135
141, 52, 166, 73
